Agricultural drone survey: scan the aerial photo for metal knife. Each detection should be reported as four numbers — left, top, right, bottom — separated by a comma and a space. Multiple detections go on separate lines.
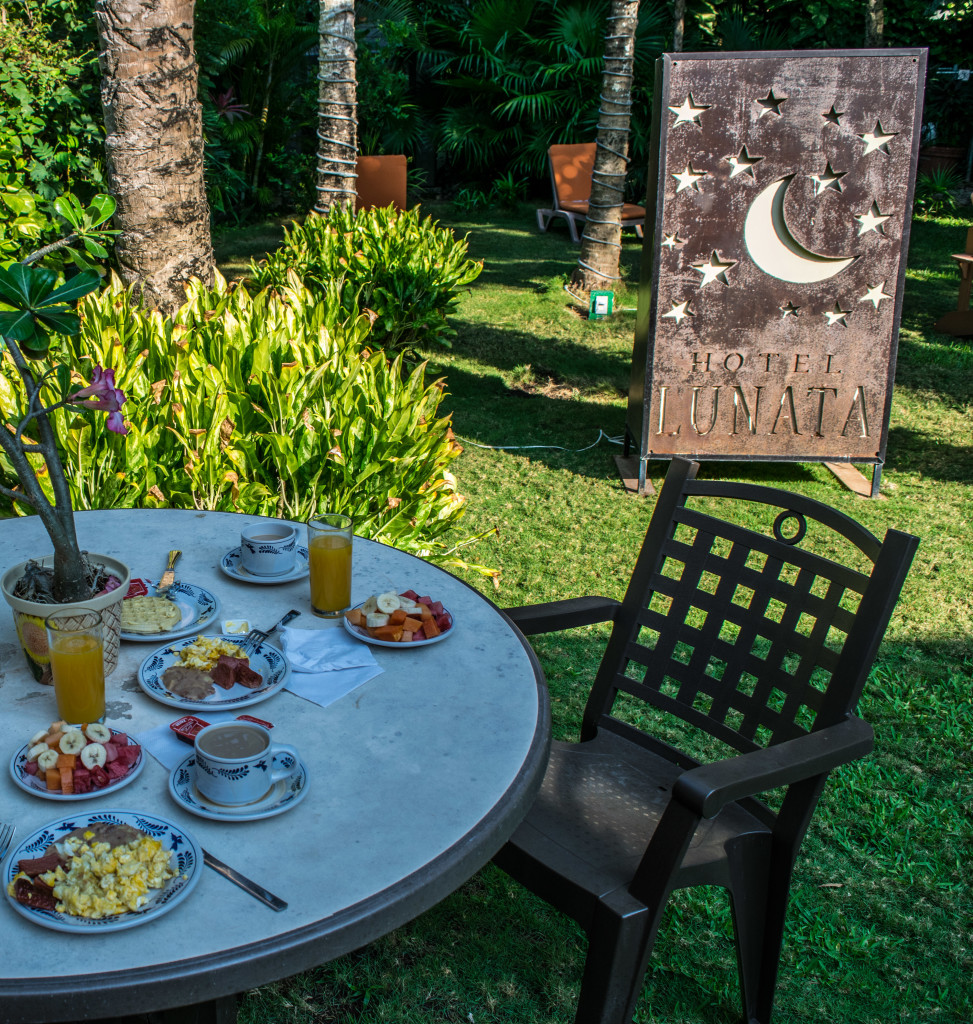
157, 550, 181, 597
203, 849, 287, 911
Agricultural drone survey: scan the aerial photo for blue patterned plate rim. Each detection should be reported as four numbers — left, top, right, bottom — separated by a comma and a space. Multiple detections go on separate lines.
120, 580, 221, 643
168, 753, 309, 822
3, 809, 203, 934
136, 634, 290, 711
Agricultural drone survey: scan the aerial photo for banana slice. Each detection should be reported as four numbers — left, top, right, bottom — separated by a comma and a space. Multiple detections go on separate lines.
29, 729, 50, 746
376, 592, 401, 614
36, 748, 58, 772
59, 730, 87, 755
80, 743, 107, 769
399, 601, 423, 615
27, 743, 50, 762
360, 595, 379, 615
366, 612, 390, 628
84, 722, 112, 744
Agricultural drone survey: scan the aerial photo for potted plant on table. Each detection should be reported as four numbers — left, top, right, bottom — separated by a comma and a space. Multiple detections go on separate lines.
0, 195, 132, 681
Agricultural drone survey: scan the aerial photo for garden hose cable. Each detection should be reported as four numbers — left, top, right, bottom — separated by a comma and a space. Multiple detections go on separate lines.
457, 430, 625, 454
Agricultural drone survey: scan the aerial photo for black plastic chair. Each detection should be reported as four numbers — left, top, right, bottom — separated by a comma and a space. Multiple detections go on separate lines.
496, 458, 918, 1024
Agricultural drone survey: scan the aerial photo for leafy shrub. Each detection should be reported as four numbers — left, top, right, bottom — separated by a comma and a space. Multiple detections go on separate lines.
913, 167, 964, 217
248, 205, 482, 357
0, 273, 489, 569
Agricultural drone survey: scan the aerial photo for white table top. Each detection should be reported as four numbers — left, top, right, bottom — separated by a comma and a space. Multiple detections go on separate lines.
0, 509, 549, 1022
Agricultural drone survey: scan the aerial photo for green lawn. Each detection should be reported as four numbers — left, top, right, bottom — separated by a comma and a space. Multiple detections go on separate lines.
225, 205, 973, 1024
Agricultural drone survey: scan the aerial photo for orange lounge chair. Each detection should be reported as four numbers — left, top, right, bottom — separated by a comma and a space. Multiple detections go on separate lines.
536, 142, 645, 243
355, 154, 407, 212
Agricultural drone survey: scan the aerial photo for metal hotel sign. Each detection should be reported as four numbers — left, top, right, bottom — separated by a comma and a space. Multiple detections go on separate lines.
628, 49, 926, 471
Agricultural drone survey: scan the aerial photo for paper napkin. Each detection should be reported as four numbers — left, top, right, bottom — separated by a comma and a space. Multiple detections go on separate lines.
280, 625, 384, 708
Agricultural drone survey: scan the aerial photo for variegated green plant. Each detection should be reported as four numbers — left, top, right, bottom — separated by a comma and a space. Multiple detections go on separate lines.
248, 205, 483, 357
0, 272, 492, 571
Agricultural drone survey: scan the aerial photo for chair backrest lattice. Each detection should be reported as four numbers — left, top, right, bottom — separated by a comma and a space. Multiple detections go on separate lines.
584, 461, 918, 762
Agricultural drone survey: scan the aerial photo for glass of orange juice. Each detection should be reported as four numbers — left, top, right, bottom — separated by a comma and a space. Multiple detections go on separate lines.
44, 608, 106, 724
307, 513, 353, 617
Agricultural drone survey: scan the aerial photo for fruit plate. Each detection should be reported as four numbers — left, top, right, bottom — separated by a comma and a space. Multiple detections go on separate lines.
4, 809, 202, 933
137, 634, 290, 710
343, 599, 454, 648
120, 580, 220, 643
9, 728, 145, 801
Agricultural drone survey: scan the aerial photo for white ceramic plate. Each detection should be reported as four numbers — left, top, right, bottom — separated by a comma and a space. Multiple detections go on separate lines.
120, 580, 220, 643
219, 546, 310, 585
343, 598, 454, 648
4, 809, 202, 933
9, 728, 146, 801
137, 635, 290, 710
169, 753, 309, 822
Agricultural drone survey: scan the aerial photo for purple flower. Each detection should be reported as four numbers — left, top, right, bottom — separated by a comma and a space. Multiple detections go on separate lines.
69, 365, 129, 434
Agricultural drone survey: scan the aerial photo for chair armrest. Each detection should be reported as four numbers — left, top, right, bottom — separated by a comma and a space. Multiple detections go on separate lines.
673, 716, 874, 819
503, 596, 620, 636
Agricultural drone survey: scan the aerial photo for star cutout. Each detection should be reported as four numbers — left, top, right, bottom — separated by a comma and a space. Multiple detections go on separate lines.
672, 162, 706, 193
859, 120, 897, 155
692, 251, 736, 288
823, 303, 850, 327
810, 161, 846, 196
822, 104, 843, 126
663, 300, 693, 324
780, 301, 801, 318
727, 145, 762, 179
756, 89, 786, 118
661, 232, 684, 250
856, 202, 891, 235
669, 93, 710, 126
859, 282, 891, 309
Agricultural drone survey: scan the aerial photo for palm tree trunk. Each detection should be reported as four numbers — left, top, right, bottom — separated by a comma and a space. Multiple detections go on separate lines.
570, 0, 639, 297
315, 0, 357, 213
95, 0, 215, 317
865, 0, 885, 46
672, 0, 686, 53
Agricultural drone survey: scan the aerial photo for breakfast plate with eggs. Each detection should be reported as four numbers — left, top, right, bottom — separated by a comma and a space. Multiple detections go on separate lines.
137, 634, 290, 710
4, 810, 202, 933
120, 580, 220, 643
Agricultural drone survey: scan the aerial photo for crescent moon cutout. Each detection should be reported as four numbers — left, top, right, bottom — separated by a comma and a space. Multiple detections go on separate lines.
744, 175, 858, 284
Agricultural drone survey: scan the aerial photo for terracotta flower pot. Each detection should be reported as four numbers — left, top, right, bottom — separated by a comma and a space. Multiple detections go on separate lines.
1, 554, 131, 683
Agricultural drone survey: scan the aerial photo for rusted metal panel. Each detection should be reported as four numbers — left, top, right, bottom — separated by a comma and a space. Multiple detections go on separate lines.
628, 49, 926, 464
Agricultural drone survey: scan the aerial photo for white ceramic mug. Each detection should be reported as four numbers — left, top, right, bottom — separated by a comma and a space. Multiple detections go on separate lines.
193, 722, 299, 805
240, 523, 298, 576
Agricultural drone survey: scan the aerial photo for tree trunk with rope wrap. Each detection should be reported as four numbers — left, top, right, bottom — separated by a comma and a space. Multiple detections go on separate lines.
315, 0, 357, 213
569, 0, 640, 299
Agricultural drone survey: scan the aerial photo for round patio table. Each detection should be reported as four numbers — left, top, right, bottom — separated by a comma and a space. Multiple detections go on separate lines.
0, 509, 549, 1023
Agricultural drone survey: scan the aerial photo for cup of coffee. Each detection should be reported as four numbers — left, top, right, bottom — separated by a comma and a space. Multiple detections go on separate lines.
240, 522, 298, 576
193, 722, 299, 805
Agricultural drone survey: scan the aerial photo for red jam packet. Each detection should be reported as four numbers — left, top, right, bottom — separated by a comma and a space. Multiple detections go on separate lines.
125, 578, 149, 598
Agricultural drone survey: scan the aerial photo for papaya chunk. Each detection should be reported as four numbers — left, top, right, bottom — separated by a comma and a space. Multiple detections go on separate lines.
388, 608, 408, 625
371, 624, 404, 642
345, 607, 364, 627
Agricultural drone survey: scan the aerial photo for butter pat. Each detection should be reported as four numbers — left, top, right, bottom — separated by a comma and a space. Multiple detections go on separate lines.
222, 619, 250, 635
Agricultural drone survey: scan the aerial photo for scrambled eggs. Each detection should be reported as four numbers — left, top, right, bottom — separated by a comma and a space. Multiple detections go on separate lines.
177, 635, 247, 671
42, 832, 176, 918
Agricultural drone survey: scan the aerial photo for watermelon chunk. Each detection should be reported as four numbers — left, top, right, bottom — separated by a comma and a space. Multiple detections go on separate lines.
23, 760, 38, 776
400, 589, 419, 600
416, 596, 432, 606
106, 761, 128, 781
436, 613, 452, 632
103, 742, 118, 762
111, 732, 130, 746
89, 765, 110, 789
413, 626, 426, 640
72, 767, 92, 793
429, 601, 444, 616
114, 744, 140, 767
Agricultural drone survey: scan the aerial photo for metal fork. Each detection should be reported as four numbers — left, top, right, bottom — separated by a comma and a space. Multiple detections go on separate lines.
0, 822, 16, 864
240, 609, 301, 654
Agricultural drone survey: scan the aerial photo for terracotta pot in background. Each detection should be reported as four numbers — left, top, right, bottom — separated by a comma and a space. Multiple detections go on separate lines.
1, 554, 131, 683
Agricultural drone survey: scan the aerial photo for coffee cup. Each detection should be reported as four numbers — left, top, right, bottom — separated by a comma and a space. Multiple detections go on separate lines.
193, 722, 299, 805
240, 523, 298, 576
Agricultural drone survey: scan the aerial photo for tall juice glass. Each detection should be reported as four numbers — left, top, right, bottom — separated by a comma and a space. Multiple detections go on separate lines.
308, 513, 353, 617
45, 608, 105, 724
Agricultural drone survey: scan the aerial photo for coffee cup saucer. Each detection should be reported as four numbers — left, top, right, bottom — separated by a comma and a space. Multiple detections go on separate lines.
220, 545, 310, 585
168, 752, 309, 821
